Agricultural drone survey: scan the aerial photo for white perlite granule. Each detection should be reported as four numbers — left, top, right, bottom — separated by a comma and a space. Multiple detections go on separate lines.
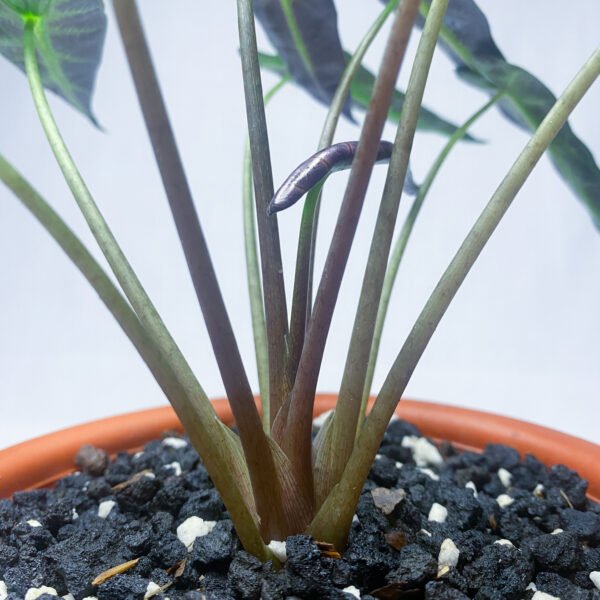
0, 581, 7, 600
438, 538, 460, 568
533, 483, 545, 497
395, 462, 403, 469
531, 592, 560, 600
494, 539, 515, 547
145, 582, 162, 598
162, 437, 188, 449
551, 528, 564, 535
419, 529, 432, 537
312, 409, 333, 428
465, 481, 478, 497
526, 582, 538, 591
166, 462, 182, 477
177, 516, 216, 550
497, 468, 513, 488
25, 587, 57, 599
418, 468, 440, 481
98, 500, 116, 519
589, 571, 600, 590
71, 508, 79, 521
428, 503, 448, 523
401, 436, 443, 467
62, 595, 76, 600
496, 494, 514, 508
26, 519, 42, 528
267, 540, 287, 563
342, 585, 361, 598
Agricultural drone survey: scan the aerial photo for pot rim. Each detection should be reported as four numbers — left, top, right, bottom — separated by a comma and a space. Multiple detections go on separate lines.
1, 396, 598, 502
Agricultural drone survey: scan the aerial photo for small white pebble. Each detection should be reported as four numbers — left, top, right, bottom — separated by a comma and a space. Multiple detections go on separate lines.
162, 437, 188, 449
418, 467, 440, 481
465, 481, 478, 497
177, 516, 216, 550
25, 587, 58, 600
352, 514, 360, 524
494, 539, 515, 547
267, 540, 287, 562
551, 528, 564, 535
419, 529, 432, 537
402, 436, 443, 467
166, 461, 182, 477
62, 595, 75, 600
395, 461, 403, 469
428, 503, 448, 523
589, 571, 600, 590
0, 581, 7, 600
98, 500, 116, 519
145, 582, 161, 598
497, 468, 513, 488
526, 582, 538, 591
438, 538, 460, 568
496, 494, 514, 508
71, 508, 79, 521
26, 519, 42, 528
312, 409, 333, 428
343, 585, 361, 598
133, 451, 144, 459
531, 592, 560, 600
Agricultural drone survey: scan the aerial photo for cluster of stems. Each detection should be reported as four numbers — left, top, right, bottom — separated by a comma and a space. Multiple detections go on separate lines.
2, 0, 599, 559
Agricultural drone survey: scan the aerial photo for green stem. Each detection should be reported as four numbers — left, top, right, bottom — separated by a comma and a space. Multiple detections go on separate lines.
288, 0, 402, 385
237, 0, 291, 428
310, 44, 600, 550
22, 19, 269, 559
274, 0, 420, 499
316, 0, 447, 507
243, 77, 289, 431
280, 0, 314, 78
358, 91, 503, 434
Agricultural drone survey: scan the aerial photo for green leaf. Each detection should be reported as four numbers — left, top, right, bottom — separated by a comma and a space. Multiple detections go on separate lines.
258, 50, 476, 141
418, 0, 600, 229
0, 0, 107, 124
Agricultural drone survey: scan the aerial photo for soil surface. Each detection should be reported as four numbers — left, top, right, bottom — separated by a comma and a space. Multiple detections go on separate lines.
1, 418, 600, 599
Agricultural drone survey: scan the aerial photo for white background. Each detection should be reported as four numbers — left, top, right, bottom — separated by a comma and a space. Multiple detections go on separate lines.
0, 2, 599, 449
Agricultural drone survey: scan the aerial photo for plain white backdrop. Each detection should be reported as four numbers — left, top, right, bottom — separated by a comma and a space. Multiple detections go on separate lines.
0, 2, 599, 449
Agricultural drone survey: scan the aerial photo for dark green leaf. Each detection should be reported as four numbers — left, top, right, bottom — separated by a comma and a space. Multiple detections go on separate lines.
417, 0, 600, 228
253, 0, 352, 117
258, 50, 475, 141
0, 0, 107, 123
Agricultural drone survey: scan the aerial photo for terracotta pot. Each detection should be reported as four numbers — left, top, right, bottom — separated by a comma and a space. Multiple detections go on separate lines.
1, 396, 598, 502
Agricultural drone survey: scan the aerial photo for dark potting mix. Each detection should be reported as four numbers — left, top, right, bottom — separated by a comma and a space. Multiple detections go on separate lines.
1, 416, 600, 600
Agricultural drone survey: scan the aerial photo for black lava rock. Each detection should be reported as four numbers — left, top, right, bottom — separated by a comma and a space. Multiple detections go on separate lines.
1, 422, 599, 599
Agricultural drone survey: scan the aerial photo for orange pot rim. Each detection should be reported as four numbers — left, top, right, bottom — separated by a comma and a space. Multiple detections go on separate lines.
0, 396, 598, 502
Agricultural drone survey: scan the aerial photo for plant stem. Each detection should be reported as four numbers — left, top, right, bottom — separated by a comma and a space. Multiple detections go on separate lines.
279, 0, 314, 78
22, 18, 270, 558
359, 91, 502, 431
310, 44, 600, 550
274, 0, 421, 494
315, 0, 447, 506
112, 0, 297, 540
237, 0, 290, 427
243, 77, 289, 431
287, 0, 401, 387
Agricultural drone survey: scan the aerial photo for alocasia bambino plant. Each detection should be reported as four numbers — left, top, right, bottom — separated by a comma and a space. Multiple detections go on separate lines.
0, 0, 599, 559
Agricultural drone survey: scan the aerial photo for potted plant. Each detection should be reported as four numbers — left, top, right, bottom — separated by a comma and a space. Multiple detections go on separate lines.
0, 0, 599, 598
